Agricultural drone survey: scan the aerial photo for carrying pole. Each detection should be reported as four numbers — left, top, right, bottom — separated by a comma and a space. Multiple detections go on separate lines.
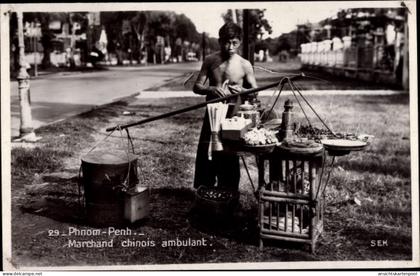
106, 75, 303, 132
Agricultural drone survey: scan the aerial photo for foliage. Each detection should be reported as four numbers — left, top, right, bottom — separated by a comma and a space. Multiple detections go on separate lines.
12, 11, 204, 69
101, 11, 202, 62
222, 9, 272, 40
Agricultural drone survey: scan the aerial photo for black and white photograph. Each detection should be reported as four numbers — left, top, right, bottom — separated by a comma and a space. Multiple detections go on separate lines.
1, 1, 418, 271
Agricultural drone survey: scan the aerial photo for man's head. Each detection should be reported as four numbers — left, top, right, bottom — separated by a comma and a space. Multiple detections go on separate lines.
218, 22, 242, 57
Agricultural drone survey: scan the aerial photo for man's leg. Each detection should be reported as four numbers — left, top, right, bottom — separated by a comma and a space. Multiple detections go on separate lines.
193, 142, 217, 188
213, 151, 240, 191
193, 113, 217, 189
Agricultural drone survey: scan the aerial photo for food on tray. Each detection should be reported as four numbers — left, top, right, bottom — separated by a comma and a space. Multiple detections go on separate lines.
242, 128, 279, 145
295, 125, 371, 144
283, 138, 321, 148
295, 125, 333, 140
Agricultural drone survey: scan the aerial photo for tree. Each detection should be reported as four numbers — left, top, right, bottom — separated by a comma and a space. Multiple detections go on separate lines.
222, 9, 272, 63
130, 12, 147, 55
222, 9, 272, 40
21, 12, 64, 68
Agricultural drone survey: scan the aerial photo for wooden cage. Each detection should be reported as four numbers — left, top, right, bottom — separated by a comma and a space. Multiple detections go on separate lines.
258, 150, 324, 253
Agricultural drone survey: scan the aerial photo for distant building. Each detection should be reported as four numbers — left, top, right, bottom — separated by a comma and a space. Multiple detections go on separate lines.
297, 8, 409, 89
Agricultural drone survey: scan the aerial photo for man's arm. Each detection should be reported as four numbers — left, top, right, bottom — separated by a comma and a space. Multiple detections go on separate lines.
193, 57, 227, 98
244, 60, 258, 89
192, 61, 210, 96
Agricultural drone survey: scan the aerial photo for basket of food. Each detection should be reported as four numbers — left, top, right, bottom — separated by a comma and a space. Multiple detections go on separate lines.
295, 125, 373, 156
240, 128, 280, 154
194, 186, 239, 217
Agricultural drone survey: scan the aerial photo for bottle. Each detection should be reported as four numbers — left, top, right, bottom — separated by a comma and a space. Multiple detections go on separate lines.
238, 101, 259, 128
279, 99, 294, 141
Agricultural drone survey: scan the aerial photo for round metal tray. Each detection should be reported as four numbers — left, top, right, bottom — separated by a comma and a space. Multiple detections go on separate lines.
277, 143, 324, 155
321, 139, 367, 152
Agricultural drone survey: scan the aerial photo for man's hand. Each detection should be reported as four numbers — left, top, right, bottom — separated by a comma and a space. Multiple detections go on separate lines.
209, 86, 228, 98
228, 84, 243, 94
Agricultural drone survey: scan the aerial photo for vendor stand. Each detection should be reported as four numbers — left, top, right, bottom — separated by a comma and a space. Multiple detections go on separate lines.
215, 77, 371, 253
97, 74, 372, 253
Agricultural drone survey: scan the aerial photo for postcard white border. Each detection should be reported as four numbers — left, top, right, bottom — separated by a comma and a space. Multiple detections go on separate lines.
1, 1, 418, 271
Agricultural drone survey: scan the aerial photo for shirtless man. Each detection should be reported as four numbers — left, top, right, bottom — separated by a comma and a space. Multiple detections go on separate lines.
193, 22, 258, 190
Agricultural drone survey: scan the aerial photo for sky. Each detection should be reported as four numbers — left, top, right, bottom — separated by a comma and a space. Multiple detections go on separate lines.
11, 1, 405, 38
169, 1, 403, 38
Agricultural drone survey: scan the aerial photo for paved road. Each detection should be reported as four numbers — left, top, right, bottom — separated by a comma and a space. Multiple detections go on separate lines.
10, 61, 404, 138
10, 62, 201, 138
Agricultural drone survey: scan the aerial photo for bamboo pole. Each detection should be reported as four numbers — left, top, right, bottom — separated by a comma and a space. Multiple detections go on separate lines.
106, 76, 302, 132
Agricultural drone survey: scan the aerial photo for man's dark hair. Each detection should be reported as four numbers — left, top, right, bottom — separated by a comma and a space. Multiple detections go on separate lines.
218, 22, 242, 41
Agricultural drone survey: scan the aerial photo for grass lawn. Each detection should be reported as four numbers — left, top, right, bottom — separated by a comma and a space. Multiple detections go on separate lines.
10, 91, 412, 267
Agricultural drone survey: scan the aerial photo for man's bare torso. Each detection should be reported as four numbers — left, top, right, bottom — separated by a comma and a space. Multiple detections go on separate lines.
206, 53, 250, 88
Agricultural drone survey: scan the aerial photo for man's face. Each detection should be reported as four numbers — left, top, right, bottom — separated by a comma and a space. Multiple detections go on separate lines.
219, 38, 241, 56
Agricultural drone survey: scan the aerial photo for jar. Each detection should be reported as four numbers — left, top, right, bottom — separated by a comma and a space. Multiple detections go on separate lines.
237, 101, 260, 128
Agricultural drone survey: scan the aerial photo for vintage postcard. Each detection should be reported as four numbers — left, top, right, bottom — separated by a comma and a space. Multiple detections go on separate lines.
1, 1, 418, 271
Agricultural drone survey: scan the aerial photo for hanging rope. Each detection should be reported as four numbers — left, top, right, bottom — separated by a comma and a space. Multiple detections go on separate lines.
286, 78, 313, 128
86, 127, 117, 155
125, 128, 148, 188
261, 78, 286, 122
253, 66, 331, 85
290, 80, 336, 136
315, 151, 336, 201
125, 128, 136, 154
116, 125, 131, 190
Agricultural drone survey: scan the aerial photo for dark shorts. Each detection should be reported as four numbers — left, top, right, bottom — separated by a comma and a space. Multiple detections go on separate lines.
193, 107, 240, 190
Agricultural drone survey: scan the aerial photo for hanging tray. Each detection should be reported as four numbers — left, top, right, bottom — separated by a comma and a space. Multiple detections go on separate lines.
321, 139, 367, 156
278, 141, 324, 155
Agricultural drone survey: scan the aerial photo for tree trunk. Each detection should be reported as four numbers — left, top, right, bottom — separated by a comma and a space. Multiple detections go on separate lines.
41, 15, 52, 69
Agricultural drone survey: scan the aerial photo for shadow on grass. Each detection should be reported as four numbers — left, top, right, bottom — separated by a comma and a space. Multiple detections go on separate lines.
19, 176, 85, 225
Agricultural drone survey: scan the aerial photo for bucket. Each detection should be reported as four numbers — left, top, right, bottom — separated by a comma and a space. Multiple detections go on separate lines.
124, 186, 150, 223
81, 149, 139, 226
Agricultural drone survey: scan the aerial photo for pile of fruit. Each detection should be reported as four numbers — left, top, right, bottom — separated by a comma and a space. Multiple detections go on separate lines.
243, 128, 279, 145
197, 187, 235, 202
